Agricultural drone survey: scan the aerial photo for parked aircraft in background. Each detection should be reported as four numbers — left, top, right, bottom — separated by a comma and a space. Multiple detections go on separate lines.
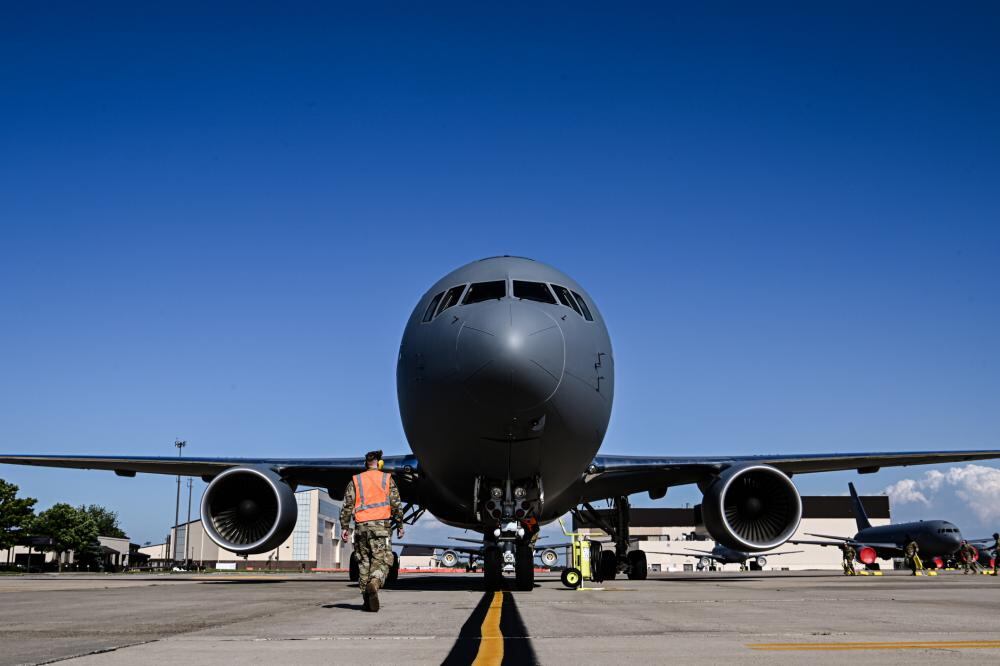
4, 257, 1000, 590
789, 482, 965, 568
658, 544, 803, 571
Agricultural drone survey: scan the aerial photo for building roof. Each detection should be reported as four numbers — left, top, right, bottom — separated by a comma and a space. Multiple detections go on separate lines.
572, 496, 890, 529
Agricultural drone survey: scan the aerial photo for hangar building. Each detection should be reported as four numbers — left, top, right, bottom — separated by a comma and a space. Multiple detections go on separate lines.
139, 488, 352, 570
575, 495, 891, 571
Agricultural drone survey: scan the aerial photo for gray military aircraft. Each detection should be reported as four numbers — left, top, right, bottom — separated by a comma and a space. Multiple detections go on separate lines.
3, 256, 1000, 590
789, 482, 965, 568
658, 544, 803, 571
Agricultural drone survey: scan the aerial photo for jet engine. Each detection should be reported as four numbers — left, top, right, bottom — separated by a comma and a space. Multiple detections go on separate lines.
698, 556, 711, 569
539, 548, 559, 567
200, 466, 298, 554
857, 546, 877, 565
754, 555, 767, 569
699, 464, 802, 551
441, 550, 460, 567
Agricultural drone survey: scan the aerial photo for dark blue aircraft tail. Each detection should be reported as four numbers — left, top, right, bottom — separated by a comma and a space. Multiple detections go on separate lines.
848, 482, 872, 531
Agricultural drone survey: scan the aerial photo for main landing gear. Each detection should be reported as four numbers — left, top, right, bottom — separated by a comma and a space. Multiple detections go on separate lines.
574, 495, 648, 581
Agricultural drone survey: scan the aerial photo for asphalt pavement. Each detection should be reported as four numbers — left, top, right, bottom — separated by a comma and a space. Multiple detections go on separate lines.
1, 570, 999, 665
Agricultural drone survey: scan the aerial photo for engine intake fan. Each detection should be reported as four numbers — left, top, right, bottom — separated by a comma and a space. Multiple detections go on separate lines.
700, 464, 802, 551
200, 466, 298, 554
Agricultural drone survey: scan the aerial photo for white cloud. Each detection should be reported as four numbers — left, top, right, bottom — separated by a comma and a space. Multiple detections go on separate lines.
882, 464, 1000, 523
883, 478, 931, 507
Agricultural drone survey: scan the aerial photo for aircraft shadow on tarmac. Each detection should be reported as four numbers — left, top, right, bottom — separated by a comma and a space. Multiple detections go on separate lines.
197, 579, 289, 585
651, 575, 777, 583
363, 575, 537, 593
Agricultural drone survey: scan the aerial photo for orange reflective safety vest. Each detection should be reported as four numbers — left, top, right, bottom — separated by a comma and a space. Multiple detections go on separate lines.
352, 470, 392, 523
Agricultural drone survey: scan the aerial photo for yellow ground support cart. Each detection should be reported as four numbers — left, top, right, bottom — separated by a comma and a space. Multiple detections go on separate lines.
558, 518, 605, 589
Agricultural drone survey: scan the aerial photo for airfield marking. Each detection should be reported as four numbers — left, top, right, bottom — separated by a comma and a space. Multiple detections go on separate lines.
471, 590, 504, 665
748, 640, 1000, 651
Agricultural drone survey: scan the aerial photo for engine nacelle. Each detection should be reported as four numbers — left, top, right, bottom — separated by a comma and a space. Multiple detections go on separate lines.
441, 550, 460, 567
754, 555, 767, 569
700, 464, 802, 552
200, 466, 298, 554
857, 546, 877, 565
539, 548, 559, 567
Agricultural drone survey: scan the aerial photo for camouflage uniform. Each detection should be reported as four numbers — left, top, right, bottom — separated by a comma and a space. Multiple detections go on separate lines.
961, 543, 978, 574
340, 473, 403, 594
842, 545, 856, 576
904, 540, 921, 575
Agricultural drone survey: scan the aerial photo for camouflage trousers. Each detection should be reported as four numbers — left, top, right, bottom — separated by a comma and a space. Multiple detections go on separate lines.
355, 522, 394, 593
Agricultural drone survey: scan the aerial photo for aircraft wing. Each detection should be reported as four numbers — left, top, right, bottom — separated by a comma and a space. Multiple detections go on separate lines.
580, 449, 1000, 502
788, 538, 901, 551
658, 551, 716, 560
0, 453, 420, 502
760, 550, 804, 556
683, 548, 716, 555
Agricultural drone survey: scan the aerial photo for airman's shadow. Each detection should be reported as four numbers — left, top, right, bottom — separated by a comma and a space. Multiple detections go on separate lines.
323, 602, 365, 610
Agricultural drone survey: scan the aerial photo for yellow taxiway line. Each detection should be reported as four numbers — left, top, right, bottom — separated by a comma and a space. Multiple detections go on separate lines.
472, 591, 505, 665
749, 640, 1000, 651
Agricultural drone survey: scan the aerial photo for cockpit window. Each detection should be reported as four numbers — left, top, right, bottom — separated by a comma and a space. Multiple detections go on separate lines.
513, 280, 556, 304
436, 284, 467, 317
571, 290, 594, 321
463, 280, 507, 305
422, 291, 445, 322
551, 284, 583, 316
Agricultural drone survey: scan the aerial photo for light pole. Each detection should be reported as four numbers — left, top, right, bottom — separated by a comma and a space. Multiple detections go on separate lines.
186, 477, 193, 567
173, 439, 186, 562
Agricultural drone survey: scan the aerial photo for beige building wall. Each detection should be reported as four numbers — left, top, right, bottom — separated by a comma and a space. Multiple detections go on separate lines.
582, 516, 891, 571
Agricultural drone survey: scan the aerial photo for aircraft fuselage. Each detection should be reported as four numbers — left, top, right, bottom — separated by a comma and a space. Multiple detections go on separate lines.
860, 519, 962, 559
396, 257, 614, 530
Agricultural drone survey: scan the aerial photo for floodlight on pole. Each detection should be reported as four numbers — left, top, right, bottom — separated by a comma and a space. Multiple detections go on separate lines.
173, 439, 186, 562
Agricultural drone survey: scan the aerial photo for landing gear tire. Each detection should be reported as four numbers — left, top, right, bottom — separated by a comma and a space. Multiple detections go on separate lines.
590, 543, 605, 583
627, 550, 647, 580
561, 567, 582, 589
349, 552, 359, 583
600, 549, 618, 581
484, 547, 503, 591
386, 552, 400, 586
515, 543, 534, 591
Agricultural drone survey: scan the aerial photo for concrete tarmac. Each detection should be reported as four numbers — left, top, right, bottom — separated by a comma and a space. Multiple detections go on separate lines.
1, 570, 998, 665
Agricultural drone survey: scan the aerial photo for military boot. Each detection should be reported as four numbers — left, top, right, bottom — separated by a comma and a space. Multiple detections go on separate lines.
366, 580, 380, 612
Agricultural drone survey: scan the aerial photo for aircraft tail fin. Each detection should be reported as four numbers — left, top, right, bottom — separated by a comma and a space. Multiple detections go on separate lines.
848, 482, 872, 531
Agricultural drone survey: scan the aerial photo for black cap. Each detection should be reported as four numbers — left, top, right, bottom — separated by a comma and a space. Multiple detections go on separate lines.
365, 450, 383, 463
994, 533, 999, 539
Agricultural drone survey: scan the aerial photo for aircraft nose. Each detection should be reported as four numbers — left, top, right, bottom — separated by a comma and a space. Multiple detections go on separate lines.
455, 300, 566, 411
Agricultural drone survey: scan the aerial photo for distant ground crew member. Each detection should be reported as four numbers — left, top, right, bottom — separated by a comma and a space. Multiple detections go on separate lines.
993, 533, 999, 576
340, 450, 403, 612
841, 544, 856, 576
904, 540, 922, 575
959, 541, 973, 574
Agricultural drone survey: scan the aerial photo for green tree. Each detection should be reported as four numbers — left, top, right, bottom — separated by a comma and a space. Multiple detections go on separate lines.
0, 479, 37, 554
30, 504, 99, 572
79, 504, 127, 538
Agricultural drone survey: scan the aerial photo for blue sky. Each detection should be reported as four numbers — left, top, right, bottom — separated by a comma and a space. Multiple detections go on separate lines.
1, 3, 998, 545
